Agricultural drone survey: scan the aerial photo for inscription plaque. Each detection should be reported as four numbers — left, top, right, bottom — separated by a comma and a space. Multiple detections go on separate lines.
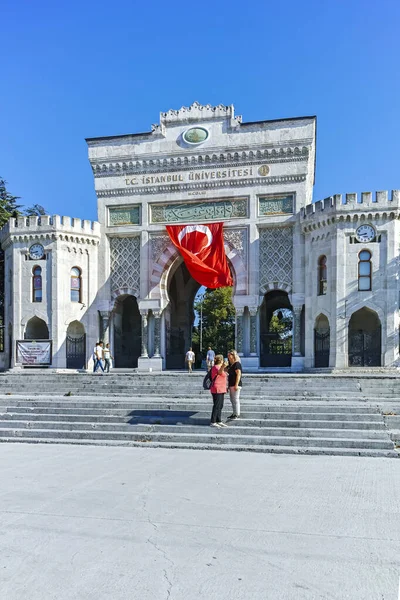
259, 196, 293, 215
109, 206, 140, 226
150, 198, 248, 224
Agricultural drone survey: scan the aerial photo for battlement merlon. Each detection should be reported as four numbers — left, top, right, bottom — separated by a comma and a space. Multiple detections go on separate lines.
301, 190, 400, 219
0, 215, 101, 244
158, 101, 241, 128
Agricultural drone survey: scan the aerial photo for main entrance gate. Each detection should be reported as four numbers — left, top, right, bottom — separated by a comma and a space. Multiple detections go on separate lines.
259, 291, 293, 367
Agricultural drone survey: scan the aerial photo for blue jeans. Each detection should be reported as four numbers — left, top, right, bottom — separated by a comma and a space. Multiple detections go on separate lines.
93, 358, 104, 372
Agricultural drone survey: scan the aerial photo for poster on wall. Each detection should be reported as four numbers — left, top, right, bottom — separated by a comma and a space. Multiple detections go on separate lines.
16, 340, 52, 366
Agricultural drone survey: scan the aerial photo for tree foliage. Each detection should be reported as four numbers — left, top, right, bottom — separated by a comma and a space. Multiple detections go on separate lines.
25, 204, 47, 217
193, 287, 235, 357
0, 178, 21, 227
0, 178, 47, 227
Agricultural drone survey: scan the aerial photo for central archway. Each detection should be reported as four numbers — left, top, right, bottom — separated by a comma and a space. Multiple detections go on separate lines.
165, 260, 201, 369
113, 295, 141, 368
259, 291, 293, 367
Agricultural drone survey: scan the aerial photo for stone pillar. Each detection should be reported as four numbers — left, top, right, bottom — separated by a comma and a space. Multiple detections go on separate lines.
153, 311, 161, 358
292, 305, 303, 357
140, 310, 149, 358
235, 308, 244, 355
249, 308, 258, 355
99, 311, 110, 345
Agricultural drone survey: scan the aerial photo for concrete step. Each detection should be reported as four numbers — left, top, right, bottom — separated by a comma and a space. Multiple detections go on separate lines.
0, 427, 394, 449
0, 420, 390, 440
0, 413, 386, 429
0, 436, 397, 458
0, 401, 382, 414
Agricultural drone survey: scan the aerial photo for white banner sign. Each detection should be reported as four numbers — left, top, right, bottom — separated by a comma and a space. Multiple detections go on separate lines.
16, 340, 52, 365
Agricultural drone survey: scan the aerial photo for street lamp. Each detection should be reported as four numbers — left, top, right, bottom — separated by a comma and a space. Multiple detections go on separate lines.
199, 293, 205, 354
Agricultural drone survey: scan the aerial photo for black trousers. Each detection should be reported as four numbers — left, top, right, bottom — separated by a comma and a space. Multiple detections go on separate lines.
211, 393, 224, 423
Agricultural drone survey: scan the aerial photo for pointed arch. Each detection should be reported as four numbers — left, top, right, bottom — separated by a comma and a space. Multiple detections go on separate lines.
149, 241, 247, 306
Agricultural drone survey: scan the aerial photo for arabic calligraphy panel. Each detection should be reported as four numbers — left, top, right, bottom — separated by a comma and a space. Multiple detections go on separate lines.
150, 199, 248, 224
109, 206, 140, 226
259, 196, 293, 216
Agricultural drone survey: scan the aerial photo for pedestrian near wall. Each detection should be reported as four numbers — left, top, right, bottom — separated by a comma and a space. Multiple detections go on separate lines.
206, 346, 215, 370
185, 347, 195, 373
209, 354, 228, 428
103, 343, 113, 373
227, 349, 242, 420
93, 341, 105, 374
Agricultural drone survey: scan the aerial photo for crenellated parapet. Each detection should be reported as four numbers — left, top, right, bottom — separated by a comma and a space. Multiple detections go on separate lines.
0, 215, 101, 247
301, 190, 400, 233
158, 101, 241, 127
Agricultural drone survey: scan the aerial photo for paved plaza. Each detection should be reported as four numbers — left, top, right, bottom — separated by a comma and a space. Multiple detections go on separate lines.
0, 444, 399, 599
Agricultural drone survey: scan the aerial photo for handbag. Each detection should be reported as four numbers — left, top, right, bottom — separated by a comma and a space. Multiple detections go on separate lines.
203, 369, 218, 390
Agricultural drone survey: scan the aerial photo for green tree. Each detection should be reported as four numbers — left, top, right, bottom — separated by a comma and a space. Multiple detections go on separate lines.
25, 204, 47, 217
0, 178, 21, 227
193, 287, 235, 358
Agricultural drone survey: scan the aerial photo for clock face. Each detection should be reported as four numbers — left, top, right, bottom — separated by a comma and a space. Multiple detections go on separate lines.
355, 224, 375, 243
29, 243, 45, 260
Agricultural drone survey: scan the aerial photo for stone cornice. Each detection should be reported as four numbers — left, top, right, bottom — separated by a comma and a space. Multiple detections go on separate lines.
302, 210, 400, 235
97, 174, 307, 198
90, 145, 310, 178
2, 232, 100, 247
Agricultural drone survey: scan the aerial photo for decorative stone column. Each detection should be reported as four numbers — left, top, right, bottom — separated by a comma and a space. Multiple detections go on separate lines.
140, 310, 149, 358
153, 311, 161, 358
292, 305, 303, 357
235, 308, 244, 355
99, 311, 111, 345
249, 308, 258, 355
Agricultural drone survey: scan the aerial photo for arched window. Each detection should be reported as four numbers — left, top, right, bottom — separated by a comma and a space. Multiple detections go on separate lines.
70, 267, 82, 302
318, 256, 327, 295
358, 250, 372, 291
32, 266, 42, 302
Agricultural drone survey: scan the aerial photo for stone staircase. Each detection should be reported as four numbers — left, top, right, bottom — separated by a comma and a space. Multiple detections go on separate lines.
0, 371, 399, 457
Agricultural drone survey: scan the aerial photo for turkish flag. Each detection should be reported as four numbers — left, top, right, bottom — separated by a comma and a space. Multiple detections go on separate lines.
166, 223, 233, 289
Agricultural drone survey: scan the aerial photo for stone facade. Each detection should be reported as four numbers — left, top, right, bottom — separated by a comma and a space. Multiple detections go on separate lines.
0, 102, 398, 371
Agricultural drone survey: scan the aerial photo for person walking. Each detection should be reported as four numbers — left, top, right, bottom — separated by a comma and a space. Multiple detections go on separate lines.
227, 349, 242, 420
185, 347, 195, 372
206, 346, 215, 370
93, 341, 105, 374
103, 343, 113, 373
209, 354, 229, 428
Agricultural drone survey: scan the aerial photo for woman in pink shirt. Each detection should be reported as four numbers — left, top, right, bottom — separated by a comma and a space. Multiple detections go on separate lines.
209, 354, 228, 428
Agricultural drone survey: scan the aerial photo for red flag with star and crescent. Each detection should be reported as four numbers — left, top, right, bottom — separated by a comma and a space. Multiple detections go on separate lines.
166, 223, 233, 289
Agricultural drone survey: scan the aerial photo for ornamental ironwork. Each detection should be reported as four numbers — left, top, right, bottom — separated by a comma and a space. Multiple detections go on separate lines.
110, 237, 140, 296
259, 226, 293, 290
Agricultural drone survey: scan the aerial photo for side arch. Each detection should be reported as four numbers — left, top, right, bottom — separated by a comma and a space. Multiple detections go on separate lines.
24, 316, 49, 339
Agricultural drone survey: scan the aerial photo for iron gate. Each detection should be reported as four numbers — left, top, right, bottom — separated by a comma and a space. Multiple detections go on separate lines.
348, 328, 381, 367
166, 327, 186, 369
66, 334, 86, 369
260, 333, 292, 367
314, 329, 330, 368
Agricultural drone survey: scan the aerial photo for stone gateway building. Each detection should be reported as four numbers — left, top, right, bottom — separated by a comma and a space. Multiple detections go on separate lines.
1, 102, 399, 371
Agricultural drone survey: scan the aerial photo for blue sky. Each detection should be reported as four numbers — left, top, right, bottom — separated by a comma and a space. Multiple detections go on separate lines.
2, 0, 399, 221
